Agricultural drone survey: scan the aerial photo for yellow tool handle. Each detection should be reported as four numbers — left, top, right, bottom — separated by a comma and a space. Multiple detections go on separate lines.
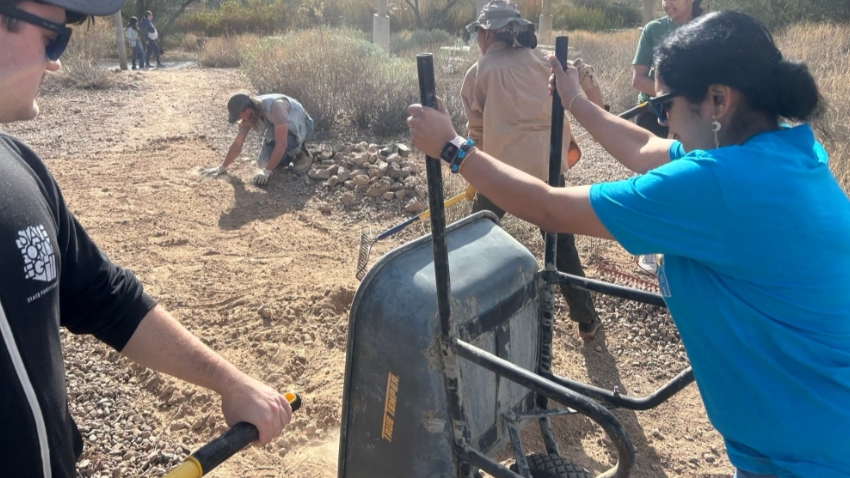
419, 184, 476, 220
164, 392, 301, 478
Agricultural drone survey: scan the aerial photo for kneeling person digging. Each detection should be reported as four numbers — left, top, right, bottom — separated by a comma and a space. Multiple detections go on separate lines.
203, 93, 315, 186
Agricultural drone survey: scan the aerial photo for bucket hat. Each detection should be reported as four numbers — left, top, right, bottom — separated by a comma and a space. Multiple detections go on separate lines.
465, 1, 533, 33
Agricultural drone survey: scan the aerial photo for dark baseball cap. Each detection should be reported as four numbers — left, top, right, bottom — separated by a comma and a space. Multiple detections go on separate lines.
41, 0, 127, 16
227, 93, 253, 124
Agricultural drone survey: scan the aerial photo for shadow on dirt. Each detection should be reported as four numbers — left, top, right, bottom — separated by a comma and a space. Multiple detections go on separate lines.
217, 172, 315, 230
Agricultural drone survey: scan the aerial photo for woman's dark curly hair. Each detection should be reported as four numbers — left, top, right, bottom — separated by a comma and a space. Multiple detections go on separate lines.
654, 10, 822, 124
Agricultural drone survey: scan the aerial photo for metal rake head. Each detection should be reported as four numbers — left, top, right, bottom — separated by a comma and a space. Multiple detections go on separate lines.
356, 226, 375, 280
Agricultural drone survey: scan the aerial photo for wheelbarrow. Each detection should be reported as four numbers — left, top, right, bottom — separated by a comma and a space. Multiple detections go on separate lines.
337, 40, 693, 478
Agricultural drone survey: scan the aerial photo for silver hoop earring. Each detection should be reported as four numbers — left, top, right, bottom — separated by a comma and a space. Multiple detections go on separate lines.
712, 120, 722, 148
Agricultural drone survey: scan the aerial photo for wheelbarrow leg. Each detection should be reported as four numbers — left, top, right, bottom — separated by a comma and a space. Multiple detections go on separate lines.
537, 275, 561, 457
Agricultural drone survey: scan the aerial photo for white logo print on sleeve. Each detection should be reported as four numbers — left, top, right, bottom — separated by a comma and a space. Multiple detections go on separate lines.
16, 225, 56, 282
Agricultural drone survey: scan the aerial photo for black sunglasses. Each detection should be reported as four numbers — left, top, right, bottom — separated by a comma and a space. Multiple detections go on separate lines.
0, 4, 72, 61
648, 91, 685, 125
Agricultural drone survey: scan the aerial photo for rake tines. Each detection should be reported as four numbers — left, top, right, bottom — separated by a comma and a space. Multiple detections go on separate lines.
356, 226, 375, 280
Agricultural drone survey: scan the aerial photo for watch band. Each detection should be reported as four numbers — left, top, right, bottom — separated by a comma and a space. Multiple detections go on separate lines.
449, 138, 475, 174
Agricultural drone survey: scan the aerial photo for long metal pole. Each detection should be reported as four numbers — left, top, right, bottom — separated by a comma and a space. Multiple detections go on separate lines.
536, 35, 569, 457
417, 53, 452, 337
416, 53, 471, 473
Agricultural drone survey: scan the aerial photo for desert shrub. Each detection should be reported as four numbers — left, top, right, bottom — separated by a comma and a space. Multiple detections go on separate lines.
391, 29, 456, 55
199, 35, 259, 68
242, 28, 472, 136
553, 4, 632, 31
558, 29, 641, 114
181, 32, 205, 52
176, 0, 289, 36
243, 29, 378, 131
350, 59, 418, 136
55, 21, 115, 89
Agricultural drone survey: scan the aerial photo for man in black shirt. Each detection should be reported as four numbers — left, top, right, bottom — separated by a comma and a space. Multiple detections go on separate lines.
0, 2, 293, 476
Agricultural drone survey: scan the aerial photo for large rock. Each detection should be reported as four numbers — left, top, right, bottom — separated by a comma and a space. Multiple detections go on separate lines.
309, 168, 331, 180
382, 192, 395, 201
388, 162, 402, 180
380, 143, 396, 157
337, 167, 351, 182
344, 180, 355, 190
390, 181, 404, 191
404, 176, 420, 188
325, 176, 340, 188
368, 167, 383, 179
395, 189, 407, 201
367, 178, 392, 197
352, 175, 370, 186
397, 144, 411, 157
387, 153, 401, 163
368, 143, 379, 154
400, 160, 421, 174
341, 192, 355, 207
404, 199, 425, 213
415, 185, 428, 198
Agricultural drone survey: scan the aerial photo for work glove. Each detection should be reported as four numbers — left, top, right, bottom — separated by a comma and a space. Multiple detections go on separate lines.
201, 165, 226, 177
572, 58, 600, 90
253, 168, 272, 186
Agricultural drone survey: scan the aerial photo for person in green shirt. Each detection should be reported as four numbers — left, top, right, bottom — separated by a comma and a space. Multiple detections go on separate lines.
632, 0, 704, 137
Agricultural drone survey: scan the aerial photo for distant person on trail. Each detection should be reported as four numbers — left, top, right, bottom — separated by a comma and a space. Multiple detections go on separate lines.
124, 16, 143, 70
140, 10, 162, 68
632, 0, 704, 138
202, 93, 315, 187
409, 10, 850, 478
0, 1, 293, 476
461, 0, 605, 339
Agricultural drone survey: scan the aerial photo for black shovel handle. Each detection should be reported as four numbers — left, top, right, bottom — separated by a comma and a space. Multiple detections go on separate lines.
165, 392, 301, 477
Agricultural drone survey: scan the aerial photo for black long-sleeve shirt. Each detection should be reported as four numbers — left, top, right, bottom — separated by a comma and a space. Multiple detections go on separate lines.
0, 133, 156, 477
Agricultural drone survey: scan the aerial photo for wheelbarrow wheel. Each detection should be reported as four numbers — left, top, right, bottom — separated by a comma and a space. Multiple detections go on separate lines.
510, 454, 592, 478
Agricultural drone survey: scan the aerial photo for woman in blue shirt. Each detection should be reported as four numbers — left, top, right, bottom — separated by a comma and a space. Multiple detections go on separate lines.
407, 11, 850, 478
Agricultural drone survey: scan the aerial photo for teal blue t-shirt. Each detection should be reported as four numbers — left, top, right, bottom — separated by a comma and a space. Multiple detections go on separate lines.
589, 125, 850, 478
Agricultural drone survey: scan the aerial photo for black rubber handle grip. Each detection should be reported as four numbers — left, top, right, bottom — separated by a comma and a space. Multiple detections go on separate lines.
192, 392, 301, 475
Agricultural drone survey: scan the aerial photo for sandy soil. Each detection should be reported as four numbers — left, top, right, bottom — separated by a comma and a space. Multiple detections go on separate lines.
4, 67, 732, 478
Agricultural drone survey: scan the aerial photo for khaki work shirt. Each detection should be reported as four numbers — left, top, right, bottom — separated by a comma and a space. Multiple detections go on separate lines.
461, 42, 580, 182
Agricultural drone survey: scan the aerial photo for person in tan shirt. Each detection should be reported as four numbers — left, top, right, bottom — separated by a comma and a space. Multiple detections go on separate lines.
462, 0, 604, 338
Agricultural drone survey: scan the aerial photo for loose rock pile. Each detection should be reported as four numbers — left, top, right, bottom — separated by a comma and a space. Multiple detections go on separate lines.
306, 141, 430, 214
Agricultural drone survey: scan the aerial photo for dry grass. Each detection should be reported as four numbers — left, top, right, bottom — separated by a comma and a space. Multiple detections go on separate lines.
198, 35, 260, 68
53, 20, 116, 89
557, 29, 643, 114
776, 23, 850, 189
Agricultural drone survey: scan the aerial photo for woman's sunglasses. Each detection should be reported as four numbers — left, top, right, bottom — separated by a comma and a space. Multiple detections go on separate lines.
0, 4, 72, 61
648, 91, 684, 125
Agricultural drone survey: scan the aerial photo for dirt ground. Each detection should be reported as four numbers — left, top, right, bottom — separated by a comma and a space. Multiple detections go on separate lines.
6, 66, 733, 478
